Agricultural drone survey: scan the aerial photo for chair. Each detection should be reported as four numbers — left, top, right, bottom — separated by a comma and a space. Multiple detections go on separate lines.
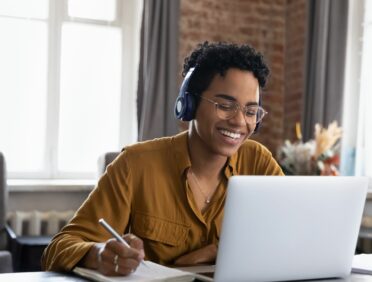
0, 152, 13, 272
97, 151, 120, 175
1, 152, 51, 272
6, 226, 52, 272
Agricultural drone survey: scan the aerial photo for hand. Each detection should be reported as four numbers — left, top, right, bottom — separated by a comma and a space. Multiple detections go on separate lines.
82, 234, 145, 276
174, 244, 217, 266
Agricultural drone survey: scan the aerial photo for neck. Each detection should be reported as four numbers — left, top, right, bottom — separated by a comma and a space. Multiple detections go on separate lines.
187, 126, 227, 178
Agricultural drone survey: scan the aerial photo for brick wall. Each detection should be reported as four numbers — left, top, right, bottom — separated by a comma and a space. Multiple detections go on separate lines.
178, 0, 307, 155
284, 0, 307, 143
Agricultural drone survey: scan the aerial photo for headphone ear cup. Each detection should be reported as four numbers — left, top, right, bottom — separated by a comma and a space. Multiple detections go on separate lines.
174, 67, 197, 121
183, 93, 196, 121
174, 92, 196, 122
175, 96, 186, 120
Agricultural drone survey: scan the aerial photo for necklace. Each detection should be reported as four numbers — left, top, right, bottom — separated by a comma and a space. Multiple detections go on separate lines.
189, 169, 214, 204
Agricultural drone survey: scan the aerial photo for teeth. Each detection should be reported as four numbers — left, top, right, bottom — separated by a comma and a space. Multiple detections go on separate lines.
220, 129, 241, 139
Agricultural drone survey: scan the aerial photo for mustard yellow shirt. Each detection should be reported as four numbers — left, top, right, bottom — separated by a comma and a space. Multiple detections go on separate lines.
42, 131, 283, 271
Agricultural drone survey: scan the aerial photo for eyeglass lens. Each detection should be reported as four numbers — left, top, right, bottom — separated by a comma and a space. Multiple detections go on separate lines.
215, 103, 266, 124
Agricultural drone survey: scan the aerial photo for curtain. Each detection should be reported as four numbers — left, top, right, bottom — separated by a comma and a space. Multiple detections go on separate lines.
137, 0, 180, 141
302, 0, 348, 141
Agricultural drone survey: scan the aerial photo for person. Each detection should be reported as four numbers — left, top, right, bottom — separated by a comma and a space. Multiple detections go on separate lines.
41, 42, 284, 276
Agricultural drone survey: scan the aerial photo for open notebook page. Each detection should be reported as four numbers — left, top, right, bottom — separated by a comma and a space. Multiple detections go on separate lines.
73, 261, 194, 282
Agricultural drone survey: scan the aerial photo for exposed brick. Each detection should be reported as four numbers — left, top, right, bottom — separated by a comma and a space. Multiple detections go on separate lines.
179, 0, 307, 155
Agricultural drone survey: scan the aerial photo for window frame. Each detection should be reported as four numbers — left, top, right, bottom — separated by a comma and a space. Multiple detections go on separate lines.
4, 0, 142, 180
341, 0, 372, 178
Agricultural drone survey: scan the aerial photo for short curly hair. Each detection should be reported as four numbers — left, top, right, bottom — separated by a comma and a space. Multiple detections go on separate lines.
183, 42, 270, 97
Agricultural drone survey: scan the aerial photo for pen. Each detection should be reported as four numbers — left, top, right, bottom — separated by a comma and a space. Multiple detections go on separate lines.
98, 218, 148, 268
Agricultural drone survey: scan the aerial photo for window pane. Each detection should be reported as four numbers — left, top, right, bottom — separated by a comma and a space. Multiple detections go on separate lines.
68, 0, 116, 21
0, 0, 48, 19
58, 23, 122, 174
366, 0, 372, 22
0, 18, 47, 173
361, 26, 372, 176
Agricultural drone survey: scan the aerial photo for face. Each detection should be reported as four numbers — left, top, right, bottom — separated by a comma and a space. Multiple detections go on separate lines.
191, 68, 260, 157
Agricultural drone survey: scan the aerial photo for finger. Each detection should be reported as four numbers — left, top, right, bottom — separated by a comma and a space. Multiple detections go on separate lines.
99, 239, 120, 263
123, 233, 143, 249
106, 239, 142, 260
100, 256, 140, 276
100, 247, 137, 267
97, 253, 140, 276
116, 256, 140, 274
123, 234, 145, 259
113, 263, 138, 276
97, 247, 104, 265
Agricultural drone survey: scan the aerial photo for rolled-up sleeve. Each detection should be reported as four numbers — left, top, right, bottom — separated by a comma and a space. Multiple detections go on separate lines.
41, 151, 133, 271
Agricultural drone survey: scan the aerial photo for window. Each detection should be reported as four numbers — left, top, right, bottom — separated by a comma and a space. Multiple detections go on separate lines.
341, 0, 372, 178
0, 0, 142, 179
356, 0, 372, 177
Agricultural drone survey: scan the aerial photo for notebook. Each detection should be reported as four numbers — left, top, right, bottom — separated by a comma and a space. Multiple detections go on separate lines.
73, 260, 194, 282
352, 253, 372, 274
211, 176, 368, 282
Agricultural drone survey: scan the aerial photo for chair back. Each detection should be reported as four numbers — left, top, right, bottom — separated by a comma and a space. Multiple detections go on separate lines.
97, 152, 120, 176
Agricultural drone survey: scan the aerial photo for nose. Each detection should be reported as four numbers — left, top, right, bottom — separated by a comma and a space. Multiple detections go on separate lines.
228, 108, 247, 127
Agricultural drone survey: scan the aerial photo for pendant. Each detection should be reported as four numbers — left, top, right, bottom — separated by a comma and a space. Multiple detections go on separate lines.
205, 199, 210, 204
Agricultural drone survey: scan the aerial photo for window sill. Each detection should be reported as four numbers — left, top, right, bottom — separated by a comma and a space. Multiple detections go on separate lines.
7, 179, 96, 192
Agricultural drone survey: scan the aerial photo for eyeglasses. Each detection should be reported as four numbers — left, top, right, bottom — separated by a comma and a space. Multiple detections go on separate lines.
199, 95, 268, 125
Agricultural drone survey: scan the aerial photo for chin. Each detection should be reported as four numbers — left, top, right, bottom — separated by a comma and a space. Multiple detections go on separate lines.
214, 145, 241, 158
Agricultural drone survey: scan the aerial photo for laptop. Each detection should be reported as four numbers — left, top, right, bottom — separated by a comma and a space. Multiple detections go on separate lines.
210, 176, 368, 282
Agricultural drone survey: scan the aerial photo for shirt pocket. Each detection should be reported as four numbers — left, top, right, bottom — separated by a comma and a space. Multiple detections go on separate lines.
132, 212, 190, 246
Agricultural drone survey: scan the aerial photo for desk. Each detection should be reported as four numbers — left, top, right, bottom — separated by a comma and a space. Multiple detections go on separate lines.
0, 272, 372, 281
0, 271, 88, 281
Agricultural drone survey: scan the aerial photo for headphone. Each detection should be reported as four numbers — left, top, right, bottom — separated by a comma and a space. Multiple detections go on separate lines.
174, 67, 262, 133
174, 67, 197, 122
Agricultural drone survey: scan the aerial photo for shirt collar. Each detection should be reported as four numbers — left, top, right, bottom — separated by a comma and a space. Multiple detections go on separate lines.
173, 131, 191, 176
224, 150, 238, 178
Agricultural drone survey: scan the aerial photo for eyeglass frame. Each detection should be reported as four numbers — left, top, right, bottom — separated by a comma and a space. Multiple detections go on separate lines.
197, 95, 268, 125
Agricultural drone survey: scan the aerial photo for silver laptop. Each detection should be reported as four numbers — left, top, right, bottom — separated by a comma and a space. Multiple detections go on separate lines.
213, 176, 368, 282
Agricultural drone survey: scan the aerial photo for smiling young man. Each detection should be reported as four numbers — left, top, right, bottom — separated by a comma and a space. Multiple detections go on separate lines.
42, 42, 283, 276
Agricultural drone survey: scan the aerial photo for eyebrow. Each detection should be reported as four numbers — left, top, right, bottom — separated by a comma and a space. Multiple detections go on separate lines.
214, 94, 259, 106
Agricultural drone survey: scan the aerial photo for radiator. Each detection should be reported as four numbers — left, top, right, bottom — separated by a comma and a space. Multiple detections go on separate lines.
7, 210, 75, 236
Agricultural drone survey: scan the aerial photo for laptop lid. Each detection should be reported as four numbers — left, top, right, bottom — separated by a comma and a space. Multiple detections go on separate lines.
214, 176, 368, 282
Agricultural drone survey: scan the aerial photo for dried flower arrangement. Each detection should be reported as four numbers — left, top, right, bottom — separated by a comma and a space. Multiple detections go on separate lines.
277, 121, 342, 175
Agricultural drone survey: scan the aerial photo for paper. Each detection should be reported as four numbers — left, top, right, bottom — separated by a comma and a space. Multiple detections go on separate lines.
73, 261, 195, 282
175, 265, 214, 282
352, 254, 372, 275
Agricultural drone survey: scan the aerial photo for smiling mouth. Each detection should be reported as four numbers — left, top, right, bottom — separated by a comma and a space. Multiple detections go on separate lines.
219, 129, 243, 140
